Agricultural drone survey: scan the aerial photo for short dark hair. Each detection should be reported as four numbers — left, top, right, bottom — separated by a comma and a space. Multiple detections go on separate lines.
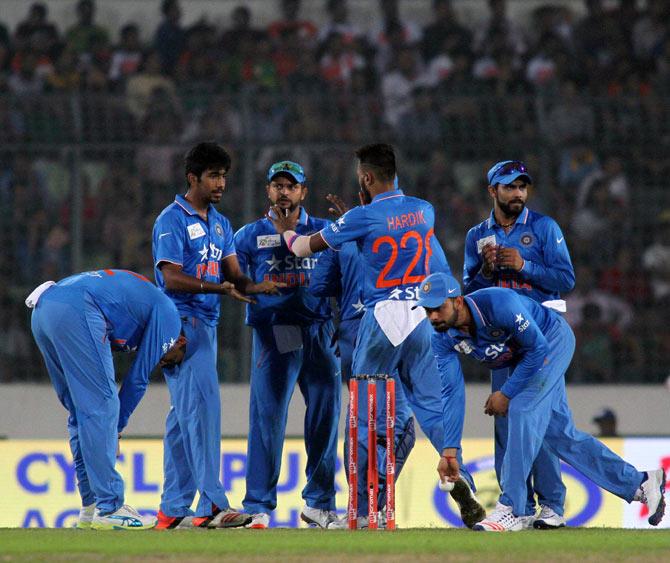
184, 142, 231, 180
355, 143, 396, 181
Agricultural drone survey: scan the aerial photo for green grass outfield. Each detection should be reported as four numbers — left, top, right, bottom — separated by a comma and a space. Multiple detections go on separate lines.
1, 529, 670, 562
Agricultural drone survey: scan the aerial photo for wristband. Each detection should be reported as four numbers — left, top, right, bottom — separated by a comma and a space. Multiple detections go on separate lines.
441, 455, 457, 460
282, 230, 298, 251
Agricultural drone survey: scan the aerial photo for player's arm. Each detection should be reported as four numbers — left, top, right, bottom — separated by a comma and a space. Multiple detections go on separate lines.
308, 248, 342, 298
159, 262, 255, 303
117, 306, 184, 433
432, 333, 466, 452
463, 229, 496, 294
221, 254, 285, 296
495, 297, 549, 403
500, 220, 575, 293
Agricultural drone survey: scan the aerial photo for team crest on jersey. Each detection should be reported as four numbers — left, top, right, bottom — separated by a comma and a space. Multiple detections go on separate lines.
257, 234, 282, 248
187, 223, 206, 240
520, 233, 534, 247
215, 223, 223, 237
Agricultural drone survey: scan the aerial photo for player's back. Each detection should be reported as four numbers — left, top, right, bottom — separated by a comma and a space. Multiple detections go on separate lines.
357, 192, 446, 306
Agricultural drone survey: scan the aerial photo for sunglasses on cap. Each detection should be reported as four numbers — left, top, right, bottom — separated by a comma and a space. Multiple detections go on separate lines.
496, 161, 528, 176
269, 161, 304, 176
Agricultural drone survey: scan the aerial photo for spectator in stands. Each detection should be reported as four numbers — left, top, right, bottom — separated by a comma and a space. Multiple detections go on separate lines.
108, 23, 143, 88
474, 0, 526, 60
599, 248, 651, 307
154, 0, 185, 74
632, 0, 669, 69
175, 19, 218, 90
14, 3, 60, 58
369, 0, 422, 73
220, 5, 265, 56
572, 302, 615, 382
319, 32, 365, 89
317, 0, 363, 46
247, 87, 287, 143
381, 46, 426, 127
126, 51, 178, 120
65, 0, 110, 59
395, 86, 441, 157
421, 0, 471, 63
8, 52, 44, 94
545, 81, 595, 147
268, 0, 317, 44
642, 211, 670, 302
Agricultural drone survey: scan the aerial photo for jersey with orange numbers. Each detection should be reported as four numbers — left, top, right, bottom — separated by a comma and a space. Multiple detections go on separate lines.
319, 188, 452, 306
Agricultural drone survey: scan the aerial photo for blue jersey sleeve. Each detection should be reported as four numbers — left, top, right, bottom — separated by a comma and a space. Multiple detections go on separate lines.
432, 332, 466, 450
221, 217, 236, 259
153, 212, 184, 267
463, 228, 492, 294
117, 300, 181, 433
233, 226, 251, 274
309, 248, 342, 298
518, 218, 575, 293
491, 294, 549, 399
320, 206, 370, 250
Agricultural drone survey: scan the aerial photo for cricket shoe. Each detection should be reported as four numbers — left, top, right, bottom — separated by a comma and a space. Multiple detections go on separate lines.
472, 503, 524, 532
634, 468, 667, 526
300, 505, 339, 529
246, 513, 270, 529
155, 510, 199, 530
449, 477, 486, 528
91, 505, 157, 530
208, 508, 252, 529
533, 506, 566, 529
75, 503, 95, 529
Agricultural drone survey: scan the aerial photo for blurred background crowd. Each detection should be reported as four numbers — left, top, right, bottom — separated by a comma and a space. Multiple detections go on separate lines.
1, 0, 669, 384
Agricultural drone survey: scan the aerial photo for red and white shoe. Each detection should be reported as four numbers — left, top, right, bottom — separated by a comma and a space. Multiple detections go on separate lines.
246, 513, 270, 529
155, 510, 198, 529
472, 503, 524, 532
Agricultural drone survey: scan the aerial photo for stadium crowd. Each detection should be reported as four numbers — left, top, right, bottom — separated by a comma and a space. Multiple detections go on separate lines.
1, 0, 670, 383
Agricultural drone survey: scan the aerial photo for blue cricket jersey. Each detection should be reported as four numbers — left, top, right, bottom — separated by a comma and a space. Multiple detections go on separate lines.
152, 194, 236, 325
319, 189, 451, 307
463, 208, 575, 301
432, 287, 560, 399
50, 269, 182, 431
309, 242, 365, 321
234, 207, 332, 326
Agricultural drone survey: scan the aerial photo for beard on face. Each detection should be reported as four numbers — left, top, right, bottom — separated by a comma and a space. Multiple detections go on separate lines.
430, 306, 458, 332
497, 197, 525, 217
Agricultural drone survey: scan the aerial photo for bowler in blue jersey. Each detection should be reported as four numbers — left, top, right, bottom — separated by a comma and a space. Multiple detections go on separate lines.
152, 143, 282, 530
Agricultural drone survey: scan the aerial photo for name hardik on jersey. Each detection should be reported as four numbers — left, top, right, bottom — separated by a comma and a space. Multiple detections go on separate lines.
319, 188, 451, 307
152, 194, 236, 325
234, 207, 332, 326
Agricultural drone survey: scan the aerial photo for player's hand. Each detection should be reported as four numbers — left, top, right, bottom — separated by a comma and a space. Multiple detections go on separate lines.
437, 448, 460, 483
326, 193, 350, 217
496, 247, 524, 271
481, 244, 498, 277
267, 205, 296, 234
484, 391, 510, 416
247, 280, 287, 295
220, 281, 256, 304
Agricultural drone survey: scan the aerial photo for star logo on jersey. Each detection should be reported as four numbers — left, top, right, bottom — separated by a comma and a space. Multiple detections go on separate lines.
352, 298, 365, 313
162, 337, 176, 354
198, 244, 209, 262
515, 314, 524, 324
265, 254, 282, 272
336, 216, 346, 226
389, 288, 403, 300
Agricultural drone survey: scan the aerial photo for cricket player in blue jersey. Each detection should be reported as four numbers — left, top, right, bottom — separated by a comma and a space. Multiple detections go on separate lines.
28, 269, 186, 530
463, 160, 575, 529
418, 272, 666, 532
234, 160, 341, 529
268, 144, 485, 528
309, 241, 416, 527
152, 142, 283, 530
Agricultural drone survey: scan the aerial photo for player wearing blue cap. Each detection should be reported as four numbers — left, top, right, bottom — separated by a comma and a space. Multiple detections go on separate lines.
153, 142, 283, 530
463, 160, 575, 529
234, 160, 341, 529
417, 272, 666, 532
309, 239, 417, 528
27, 269, 187, 530
268, 144, 486, 528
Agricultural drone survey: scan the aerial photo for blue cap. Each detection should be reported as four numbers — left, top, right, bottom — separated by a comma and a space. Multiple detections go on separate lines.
267, 160, 306, 184
412, 272, 462, 309
487, 160, 532, 186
